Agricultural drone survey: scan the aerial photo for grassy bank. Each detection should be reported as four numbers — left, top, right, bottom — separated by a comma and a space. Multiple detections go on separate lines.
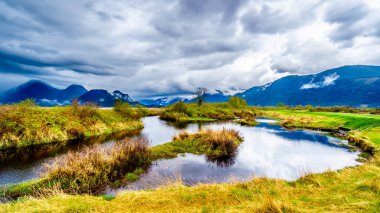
0, 100, 144, 150
2, 108, 380, 212
259, 109, 380, 153
159, 100, 257, 125
2, 157, 380, 212
1, 129, 242, 198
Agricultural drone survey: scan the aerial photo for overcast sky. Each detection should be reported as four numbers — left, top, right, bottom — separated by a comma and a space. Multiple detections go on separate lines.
1, 0, 380, 98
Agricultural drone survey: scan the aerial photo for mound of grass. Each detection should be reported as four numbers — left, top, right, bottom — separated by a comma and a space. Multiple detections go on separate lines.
43, 137, 151, 194
151, 128, 243, 163
0, 100, 144, 150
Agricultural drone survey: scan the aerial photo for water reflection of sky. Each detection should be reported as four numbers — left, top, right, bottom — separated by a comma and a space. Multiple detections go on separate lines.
116, 116, 360, 192
0, 116, 360, 188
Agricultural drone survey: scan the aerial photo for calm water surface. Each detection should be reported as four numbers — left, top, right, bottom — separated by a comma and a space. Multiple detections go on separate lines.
0, 116, 360, 188
117, 117, 360, 191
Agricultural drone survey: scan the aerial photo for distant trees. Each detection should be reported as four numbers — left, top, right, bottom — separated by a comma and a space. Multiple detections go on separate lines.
171, 101, 188, 113
114, 99, 133, 117
276, 102, 286, 107
228, 97, 247, 108
195, 87, 207, 106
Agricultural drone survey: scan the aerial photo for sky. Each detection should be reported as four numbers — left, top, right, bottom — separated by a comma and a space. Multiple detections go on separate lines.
1, 0, 380, 99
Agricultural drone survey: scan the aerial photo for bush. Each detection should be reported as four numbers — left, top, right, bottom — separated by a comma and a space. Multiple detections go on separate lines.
135, 104, 149, 117
114, 100, 143, 119
70, 99, 99, 119
228, 97, 247, 108
170, 101, 189, 114
16, 99, 37, 111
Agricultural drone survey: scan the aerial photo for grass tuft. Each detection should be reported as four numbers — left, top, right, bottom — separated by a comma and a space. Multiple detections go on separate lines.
43, 137, 151, 194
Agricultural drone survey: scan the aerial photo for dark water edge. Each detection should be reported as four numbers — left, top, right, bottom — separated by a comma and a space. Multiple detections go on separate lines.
0, 130, 142, 163
0, 130, 142, 186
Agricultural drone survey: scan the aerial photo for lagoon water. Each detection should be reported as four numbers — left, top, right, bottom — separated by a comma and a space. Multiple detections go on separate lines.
119, 117, 360, 191
0, 116, 360, 188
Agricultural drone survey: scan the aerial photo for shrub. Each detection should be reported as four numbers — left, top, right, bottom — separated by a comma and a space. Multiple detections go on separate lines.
228, 97, 247, 108
16, 99, 37, 110
170, 101, 189, 114
70, 101, 99, 119
114, 100, 132, 116
135, 104, 149, 117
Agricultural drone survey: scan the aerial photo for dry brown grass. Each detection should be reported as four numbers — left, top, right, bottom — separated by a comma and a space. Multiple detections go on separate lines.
172, 128, 243, 165
43, 137, 151, 194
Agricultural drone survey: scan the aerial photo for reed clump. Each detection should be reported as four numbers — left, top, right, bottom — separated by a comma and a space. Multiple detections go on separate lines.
43, 137, 151, 194
198, 128, 242, 157
151, 128, 243, 162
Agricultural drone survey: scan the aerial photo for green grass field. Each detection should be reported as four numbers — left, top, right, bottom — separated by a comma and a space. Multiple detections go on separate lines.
1, 106, 380, 212
260, 109, 380, 145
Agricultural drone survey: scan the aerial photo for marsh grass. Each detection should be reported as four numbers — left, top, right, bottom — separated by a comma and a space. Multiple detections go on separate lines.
2, 108, 380, 212
151, 128, 243, 165
160, 102, 257, 123
43, 138, 151, 194
0, 101, 143, 150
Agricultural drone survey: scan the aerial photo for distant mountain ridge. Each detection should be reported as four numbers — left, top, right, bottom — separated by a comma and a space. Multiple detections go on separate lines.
139, 97, 190, 107
140, 65, 380, 107
236, 65, 380, 107
78, 89, 135, 107
0, 80, 135, 107
1, 65, 380, 107
0, 80, 88, 106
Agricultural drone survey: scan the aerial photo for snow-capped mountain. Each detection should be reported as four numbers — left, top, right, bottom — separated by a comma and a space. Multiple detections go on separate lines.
0, 80, 135, 107
0, 80, 88, 106
78, 89, 135, 107
139, 96, 189, 107
237, 65, 380, 107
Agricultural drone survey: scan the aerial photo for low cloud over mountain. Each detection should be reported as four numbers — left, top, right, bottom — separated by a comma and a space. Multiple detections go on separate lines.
1, 0, 380, 98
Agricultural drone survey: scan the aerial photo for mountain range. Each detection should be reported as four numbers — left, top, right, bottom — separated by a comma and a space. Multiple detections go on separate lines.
0, 80, 134, 107
1, 65, 379, 107
236, 65, 380, 107
190, 65, 380, 107
138, 97, 188, 107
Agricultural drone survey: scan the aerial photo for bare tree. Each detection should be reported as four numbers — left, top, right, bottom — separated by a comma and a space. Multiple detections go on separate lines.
195, 87, 207, 106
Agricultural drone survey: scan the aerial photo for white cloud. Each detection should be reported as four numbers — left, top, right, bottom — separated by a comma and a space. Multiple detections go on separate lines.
301, 73, 340, 89
0, 0, 379, 97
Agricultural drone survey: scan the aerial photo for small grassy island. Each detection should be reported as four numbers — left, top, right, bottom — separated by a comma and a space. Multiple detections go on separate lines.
1, 101, 380, 212
160, 97, 258, 126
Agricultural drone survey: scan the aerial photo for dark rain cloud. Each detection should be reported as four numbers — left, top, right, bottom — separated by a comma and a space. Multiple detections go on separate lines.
324, 0, 379, 44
